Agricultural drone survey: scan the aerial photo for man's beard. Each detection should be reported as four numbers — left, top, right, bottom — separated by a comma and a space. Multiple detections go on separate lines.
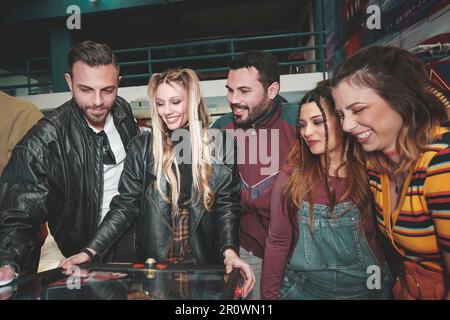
231, 97, 272, 129
74, 97, 112, 126
85, 109, 108, 125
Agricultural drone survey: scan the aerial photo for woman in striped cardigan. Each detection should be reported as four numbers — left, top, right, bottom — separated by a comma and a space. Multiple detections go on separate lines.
331, 45, 450, 300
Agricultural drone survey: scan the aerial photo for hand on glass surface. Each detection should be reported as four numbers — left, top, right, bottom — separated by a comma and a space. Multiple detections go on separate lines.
59, 248, 96, 271
223, 249, 255, 298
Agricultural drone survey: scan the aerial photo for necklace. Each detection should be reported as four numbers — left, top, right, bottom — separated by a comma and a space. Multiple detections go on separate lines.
386, 154, 404, 193
385, 149, 400, 157
393, 173, 400, 193
391, 171, 406, 193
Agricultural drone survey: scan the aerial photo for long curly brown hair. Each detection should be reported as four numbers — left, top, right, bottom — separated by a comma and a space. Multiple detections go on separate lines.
284, 84, 372, 232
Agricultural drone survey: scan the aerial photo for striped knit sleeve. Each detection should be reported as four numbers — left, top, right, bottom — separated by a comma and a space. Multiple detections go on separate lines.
425, 147, 450, 252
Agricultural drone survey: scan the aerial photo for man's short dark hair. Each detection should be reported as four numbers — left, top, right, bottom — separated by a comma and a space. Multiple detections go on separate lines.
68, 41, 119, 73
229, 50, 280, 89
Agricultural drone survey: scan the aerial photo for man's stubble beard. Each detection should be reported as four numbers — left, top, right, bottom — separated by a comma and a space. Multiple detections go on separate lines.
73, 96, 113, 126
232, 96, 273, 129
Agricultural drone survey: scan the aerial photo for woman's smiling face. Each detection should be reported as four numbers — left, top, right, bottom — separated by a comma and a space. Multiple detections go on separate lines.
299, 100, 343, 156
332, 80, 403, 154
155, 81, 189, 130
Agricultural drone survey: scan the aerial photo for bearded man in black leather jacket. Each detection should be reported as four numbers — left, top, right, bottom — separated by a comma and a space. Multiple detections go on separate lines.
0, 41, 140, 284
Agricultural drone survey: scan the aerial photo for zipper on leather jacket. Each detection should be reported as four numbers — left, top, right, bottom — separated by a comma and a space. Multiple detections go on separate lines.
163, 235, 175, 262
190, 208, 204, 241
93, 134, 104, 232
146, 190, 174, 232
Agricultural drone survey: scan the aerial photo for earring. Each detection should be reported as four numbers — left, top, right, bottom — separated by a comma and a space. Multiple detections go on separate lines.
344, 136, 350, 161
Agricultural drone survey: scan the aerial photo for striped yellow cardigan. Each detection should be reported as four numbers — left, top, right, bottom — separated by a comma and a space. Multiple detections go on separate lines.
368, 127, 450, 272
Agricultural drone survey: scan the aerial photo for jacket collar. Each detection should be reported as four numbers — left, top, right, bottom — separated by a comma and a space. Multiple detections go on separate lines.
249, 95, 284, 129
110, 97, 127, 124
70, 97, 127, 135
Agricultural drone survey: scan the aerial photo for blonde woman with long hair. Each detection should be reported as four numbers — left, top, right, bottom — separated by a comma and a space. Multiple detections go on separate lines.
60, 68, 255, 298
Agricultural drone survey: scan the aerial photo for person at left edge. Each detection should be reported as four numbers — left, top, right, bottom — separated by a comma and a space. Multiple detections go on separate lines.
0, 41, 140, 285
0, 91, 44, 278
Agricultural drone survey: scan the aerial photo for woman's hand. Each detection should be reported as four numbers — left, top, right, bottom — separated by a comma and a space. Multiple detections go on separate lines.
59, 248, 96, 270
223, 249, 255, 298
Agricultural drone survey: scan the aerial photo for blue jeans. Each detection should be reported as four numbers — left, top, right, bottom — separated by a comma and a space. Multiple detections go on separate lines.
280, 201, 393, 300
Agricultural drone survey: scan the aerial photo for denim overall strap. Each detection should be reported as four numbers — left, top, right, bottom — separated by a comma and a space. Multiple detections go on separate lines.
280, 201, 392, 300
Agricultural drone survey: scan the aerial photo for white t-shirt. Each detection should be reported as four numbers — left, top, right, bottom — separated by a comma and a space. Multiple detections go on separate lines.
89, 113, 127, 223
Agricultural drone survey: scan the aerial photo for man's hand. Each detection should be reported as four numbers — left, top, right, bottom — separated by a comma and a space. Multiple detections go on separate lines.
0, 266, 16, 286
59, 248, 97, 271
223, 249, 255, 298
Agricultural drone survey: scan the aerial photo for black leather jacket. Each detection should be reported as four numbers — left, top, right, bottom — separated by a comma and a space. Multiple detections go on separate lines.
87, 131, 242, 265
0, 97, 139, 273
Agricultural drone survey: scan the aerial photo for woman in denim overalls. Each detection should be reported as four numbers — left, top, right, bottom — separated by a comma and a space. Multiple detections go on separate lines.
262, 84, 393, 300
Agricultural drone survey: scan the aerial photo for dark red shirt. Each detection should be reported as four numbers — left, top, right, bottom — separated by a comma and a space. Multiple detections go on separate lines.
212, 96, 299, 258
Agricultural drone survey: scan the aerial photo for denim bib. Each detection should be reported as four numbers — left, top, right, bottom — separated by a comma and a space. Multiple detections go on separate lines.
281, 201, 392, 300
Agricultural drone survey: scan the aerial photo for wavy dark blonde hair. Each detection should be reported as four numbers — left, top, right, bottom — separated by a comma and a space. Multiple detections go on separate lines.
284, 82, 372, 233
284, 85, 372, 232
330, 45, 450, 175
148, 68, 214, 215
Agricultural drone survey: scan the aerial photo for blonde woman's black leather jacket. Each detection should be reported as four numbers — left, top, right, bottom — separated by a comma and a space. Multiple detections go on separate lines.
87, 131, 242, 265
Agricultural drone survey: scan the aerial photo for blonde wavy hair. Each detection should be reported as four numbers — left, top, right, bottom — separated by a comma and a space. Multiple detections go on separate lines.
148, 68, 214, 215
